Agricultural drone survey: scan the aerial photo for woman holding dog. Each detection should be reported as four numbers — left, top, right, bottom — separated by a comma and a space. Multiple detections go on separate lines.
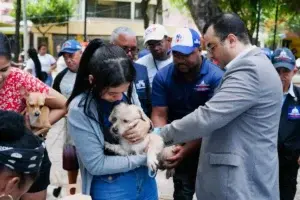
0, 33, 67, 200
0, 110, 46, 200
67, 39, 158, 200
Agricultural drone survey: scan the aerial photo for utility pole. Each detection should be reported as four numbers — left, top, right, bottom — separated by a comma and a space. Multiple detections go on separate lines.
67, 10, 69, 40
272, 0, 279, 50
14, 0, 21, 62
22, 0, 29, 60
84, 0, 87, 42
255, 0, 261, 45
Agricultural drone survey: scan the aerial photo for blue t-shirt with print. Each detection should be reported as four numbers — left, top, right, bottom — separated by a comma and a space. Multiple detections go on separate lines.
152, 56, 224, 122
133, 62, 151, 116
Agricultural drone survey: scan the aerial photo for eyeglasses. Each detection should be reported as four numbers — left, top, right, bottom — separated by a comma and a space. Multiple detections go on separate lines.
121, 46, 138, 55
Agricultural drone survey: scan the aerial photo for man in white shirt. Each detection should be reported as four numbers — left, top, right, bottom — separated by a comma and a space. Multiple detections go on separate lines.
135, 24, 173, 86
38, 43, 56, 86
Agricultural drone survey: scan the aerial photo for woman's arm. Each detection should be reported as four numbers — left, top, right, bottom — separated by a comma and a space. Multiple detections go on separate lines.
46, 88, 67, 125
67, 102, 147, 176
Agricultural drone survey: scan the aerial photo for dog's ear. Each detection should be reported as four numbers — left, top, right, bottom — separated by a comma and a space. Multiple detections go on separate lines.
109, 107, 117, 122
137, 107, 150, 122
42, 93, 56, 100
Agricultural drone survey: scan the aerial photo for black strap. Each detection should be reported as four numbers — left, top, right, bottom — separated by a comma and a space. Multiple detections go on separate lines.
153, 57, 159, 71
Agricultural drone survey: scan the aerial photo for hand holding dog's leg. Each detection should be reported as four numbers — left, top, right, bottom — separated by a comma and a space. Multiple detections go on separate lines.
104, 142, 128, 156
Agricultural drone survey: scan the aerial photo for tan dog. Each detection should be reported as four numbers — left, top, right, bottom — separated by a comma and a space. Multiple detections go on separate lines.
105, 103, 175, 178
22, 91, 52, 137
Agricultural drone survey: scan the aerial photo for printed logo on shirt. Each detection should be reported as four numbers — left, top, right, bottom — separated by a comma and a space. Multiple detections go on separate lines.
194, 80, 210, 92
288, 106, 300, 120
136, 80, 146, 90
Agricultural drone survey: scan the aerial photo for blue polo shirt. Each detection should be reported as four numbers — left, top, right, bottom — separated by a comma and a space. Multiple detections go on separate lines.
152, 57, 224, 122
133, 63, 151, 116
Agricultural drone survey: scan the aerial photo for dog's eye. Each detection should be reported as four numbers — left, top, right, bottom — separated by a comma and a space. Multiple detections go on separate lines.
39, 106, 43, 109
111, 117, 117, 122
123, 119, 129, 123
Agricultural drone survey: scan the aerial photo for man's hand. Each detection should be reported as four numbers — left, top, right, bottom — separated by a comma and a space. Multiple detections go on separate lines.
164, 145, 185, 169
123, 119, 151, 144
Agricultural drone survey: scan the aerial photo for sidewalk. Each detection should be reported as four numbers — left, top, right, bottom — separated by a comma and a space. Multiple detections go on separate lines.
45, 119, 300, 200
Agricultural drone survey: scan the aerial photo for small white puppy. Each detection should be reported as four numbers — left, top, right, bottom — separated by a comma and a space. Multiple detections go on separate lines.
105, 103, 174, 177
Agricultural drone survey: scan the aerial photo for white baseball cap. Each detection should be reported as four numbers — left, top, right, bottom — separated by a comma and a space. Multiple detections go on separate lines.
144, 24, 168, 45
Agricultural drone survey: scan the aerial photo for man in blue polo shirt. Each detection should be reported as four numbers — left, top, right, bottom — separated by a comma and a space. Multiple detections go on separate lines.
151, 28, 224, 200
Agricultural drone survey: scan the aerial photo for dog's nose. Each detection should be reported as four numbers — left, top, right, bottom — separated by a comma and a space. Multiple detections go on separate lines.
34, 112, 40, 117
112, 127, 118, 134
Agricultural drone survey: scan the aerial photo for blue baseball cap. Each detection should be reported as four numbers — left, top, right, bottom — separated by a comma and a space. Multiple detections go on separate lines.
261, 47, 272, 60
58, 39, 82, 57
272, 48, 296, 71
171, 28, 201, 55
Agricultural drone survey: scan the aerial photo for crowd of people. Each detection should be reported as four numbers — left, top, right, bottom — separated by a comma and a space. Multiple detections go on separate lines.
0, 12, 300, 200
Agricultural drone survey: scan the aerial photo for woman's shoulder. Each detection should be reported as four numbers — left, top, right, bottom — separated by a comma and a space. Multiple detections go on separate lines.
69, 93, 96, 112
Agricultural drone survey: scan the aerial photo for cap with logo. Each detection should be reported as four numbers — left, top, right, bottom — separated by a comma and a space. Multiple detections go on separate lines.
272, 48, 296, 71
144, 24, 168, 45
261, 47, 272, 60
58, 39, 82, 57
171, 28, 201, 55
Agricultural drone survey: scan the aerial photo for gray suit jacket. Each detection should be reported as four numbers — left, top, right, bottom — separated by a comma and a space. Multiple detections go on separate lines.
160, 47, 282, 200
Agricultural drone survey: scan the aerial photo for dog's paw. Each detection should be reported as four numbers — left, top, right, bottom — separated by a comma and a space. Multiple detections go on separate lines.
104, 142, 113, 150
166, 168, 175, 179
147, 154, 159, 172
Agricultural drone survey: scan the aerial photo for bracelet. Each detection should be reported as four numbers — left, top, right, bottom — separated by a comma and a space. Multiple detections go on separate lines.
153, 127, 162, 135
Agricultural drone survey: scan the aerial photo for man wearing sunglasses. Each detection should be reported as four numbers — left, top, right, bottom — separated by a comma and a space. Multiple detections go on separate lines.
151, 27, 224, 200
111, 27, 151, 116
136, 24, 172, 86
154, 13, 282, 200
272, 48, 300, 200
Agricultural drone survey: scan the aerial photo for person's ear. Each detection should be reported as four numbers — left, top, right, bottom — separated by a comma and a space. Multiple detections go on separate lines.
3, 177, 20, 199
293, 67, 298, 75
88, 75, 94, 85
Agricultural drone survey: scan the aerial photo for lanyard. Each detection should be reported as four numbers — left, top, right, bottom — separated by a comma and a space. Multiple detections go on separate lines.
153, 58, 159, 71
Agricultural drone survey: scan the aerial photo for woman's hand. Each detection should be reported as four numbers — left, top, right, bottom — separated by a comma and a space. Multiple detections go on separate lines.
123, 119, 151, 143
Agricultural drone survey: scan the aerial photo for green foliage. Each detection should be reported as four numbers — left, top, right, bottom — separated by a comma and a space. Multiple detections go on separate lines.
12, 0, 75, 27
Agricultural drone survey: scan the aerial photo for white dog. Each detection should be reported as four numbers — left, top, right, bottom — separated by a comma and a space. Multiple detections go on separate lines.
105, 103, 175, 178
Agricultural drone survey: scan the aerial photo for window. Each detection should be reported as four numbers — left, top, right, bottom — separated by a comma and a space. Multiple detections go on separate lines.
135, 3, 155, 20
87, 0, 131, 19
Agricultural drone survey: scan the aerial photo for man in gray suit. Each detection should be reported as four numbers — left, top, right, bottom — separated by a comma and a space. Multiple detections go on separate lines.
157, 13, 283, 200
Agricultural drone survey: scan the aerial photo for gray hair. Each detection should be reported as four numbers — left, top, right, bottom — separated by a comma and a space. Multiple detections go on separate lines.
110, 27, 136, 43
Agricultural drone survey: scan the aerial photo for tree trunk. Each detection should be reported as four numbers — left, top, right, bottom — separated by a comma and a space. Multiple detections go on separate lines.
141, 0, 150, 29
186, 0, 222, 33
153, 0, 162, 24
14, 0, 21, 62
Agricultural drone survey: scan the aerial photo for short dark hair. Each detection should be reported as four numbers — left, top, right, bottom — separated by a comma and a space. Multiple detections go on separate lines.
38, 43, 47, 51
203, 13, 251, 45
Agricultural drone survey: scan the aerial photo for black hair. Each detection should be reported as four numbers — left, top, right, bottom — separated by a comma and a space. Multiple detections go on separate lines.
67, 38, 136, 125
38, 43, 47, 51
203, 13, 251, 45
0, 32, 12, 60
0, 110, 41, 186
27, 48, 45, 82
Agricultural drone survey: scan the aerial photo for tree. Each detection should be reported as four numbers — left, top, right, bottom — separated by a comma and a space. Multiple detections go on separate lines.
12, 0, 74, 41
14, 0, 21, 62
141, 0, 151, 29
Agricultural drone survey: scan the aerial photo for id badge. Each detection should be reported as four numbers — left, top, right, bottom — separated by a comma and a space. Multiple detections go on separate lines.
288, 106, 300, 120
